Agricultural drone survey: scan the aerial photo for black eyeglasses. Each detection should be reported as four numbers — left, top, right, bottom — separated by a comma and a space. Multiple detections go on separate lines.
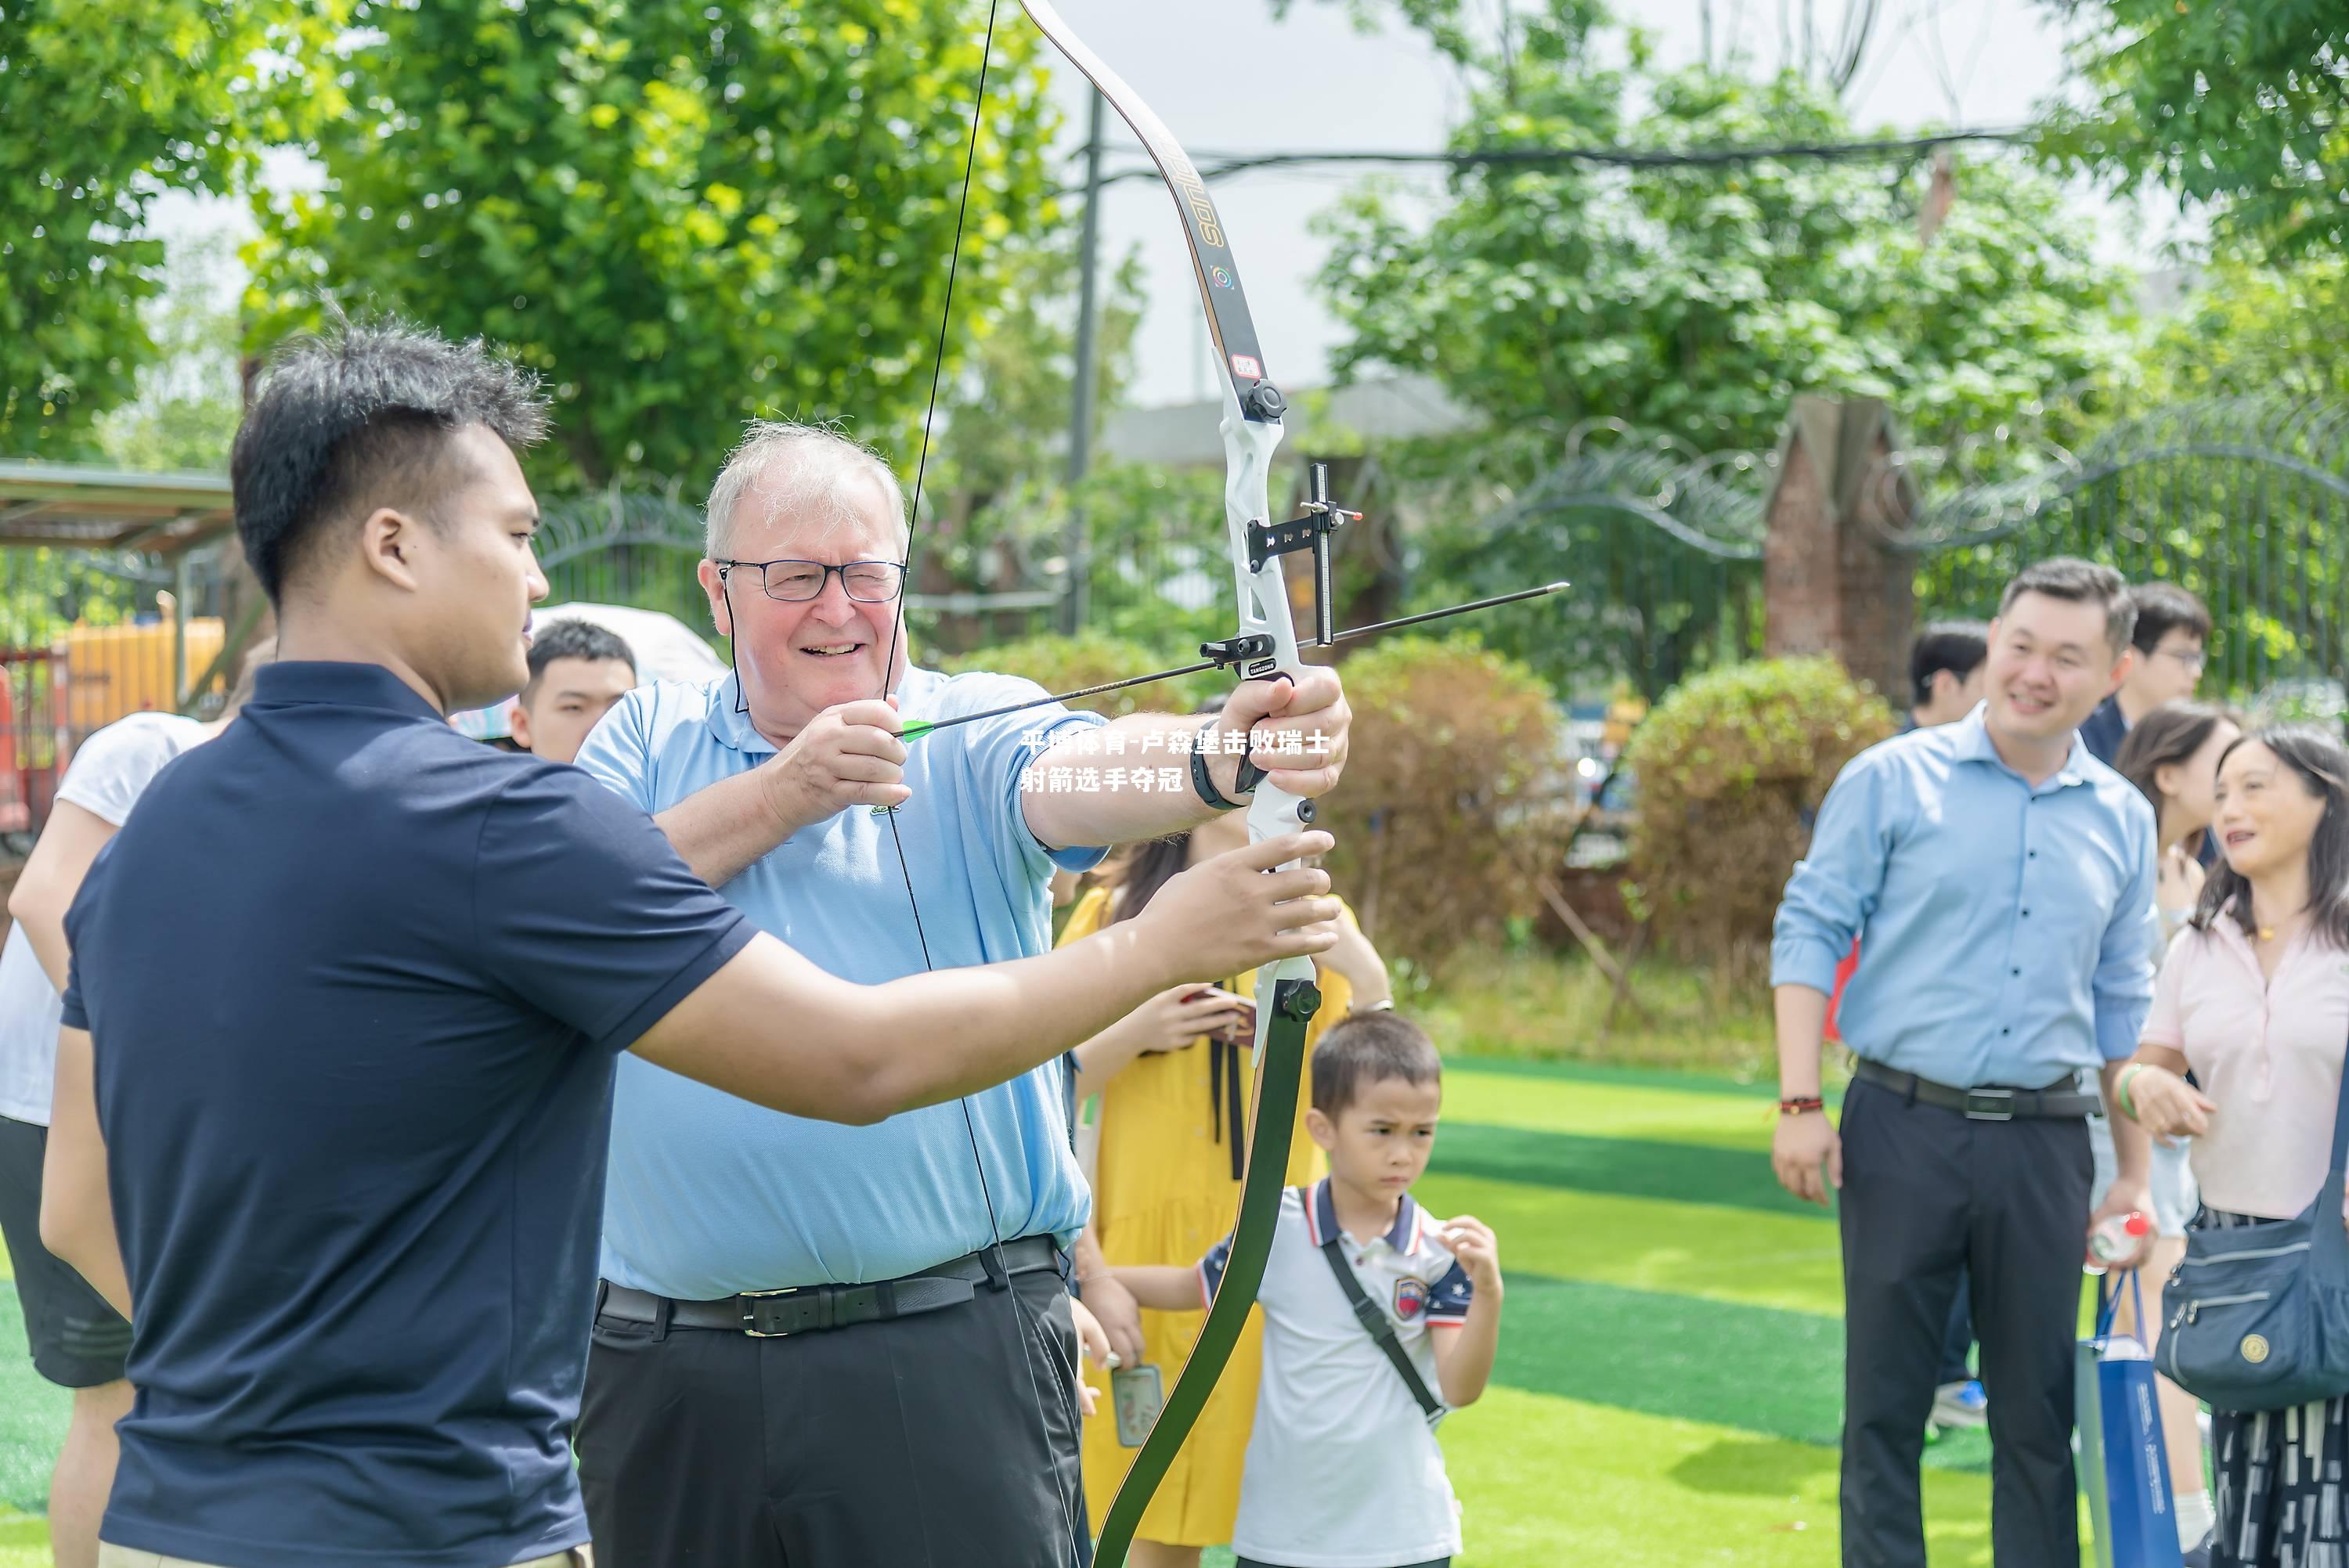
715, 558, 904, 604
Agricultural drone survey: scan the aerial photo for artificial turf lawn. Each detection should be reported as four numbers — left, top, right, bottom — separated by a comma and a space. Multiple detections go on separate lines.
0, 1258, 67, 1520
0, 1059, 2021, 1564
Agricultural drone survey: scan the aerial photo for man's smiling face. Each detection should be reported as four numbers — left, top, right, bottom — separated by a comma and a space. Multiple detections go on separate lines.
698, 467, 907, 743
1982, 589, 2129, 747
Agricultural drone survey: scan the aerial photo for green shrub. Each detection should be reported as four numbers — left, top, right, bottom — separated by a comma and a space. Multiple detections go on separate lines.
1315, 636, 1571, 982
1623, 657, 1894, 970
936, 632, 1219, 719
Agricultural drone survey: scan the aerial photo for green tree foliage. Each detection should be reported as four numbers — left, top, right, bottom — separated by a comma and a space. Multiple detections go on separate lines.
1900, 250, 2349, 700
247, 0, 1059, 490
1292, 1, 2128, 703
934, 233, 1145, 515
934, 630, 1218, 717
0, 0, 333, 457
1623, 656, 1893, 968
1310, 636, 1568, 979
1313, 7, 2131, 453
93, 232, 247, 472
2040, 0, 2349, 262
912, 229, 1150, 648
2135, 251, 2349, 403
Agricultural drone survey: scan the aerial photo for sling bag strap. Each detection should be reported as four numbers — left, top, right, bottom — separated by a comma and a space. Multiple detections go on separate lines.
1308, 1188, 1445, 1425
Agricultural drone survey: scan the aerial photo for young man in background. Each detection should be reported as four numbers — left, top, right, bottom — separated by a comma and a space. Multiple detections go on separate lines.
508, 618, 637, 764
2077, 582, 2210, 765
1831, 620, 1993, 1429
1906, 622, 1989, 730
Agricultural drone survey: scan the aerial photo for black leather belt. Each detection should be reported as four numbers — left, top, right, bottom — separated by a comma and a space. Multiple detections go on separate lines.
1854, 1060, 2100, 1120
597, 1235, 1061, 1339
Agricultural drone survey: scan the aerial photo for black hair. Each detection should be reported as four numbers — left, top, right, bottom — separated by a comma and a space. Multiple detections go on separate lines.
522, 620, 637, 701
2116, 701, 2239, 841
2127, 582, 2213, 655
1908, 621, 1990, 708
1310, 1011, 1442, 1116
229, 321, 549, 604
2192, 724, 2349, 951
1997, 557, 2135, 654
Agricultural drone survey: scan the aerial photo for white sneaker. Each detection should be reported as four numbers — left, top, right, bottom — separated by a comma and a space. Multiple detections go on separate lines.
1932, 1379, 1989, 1428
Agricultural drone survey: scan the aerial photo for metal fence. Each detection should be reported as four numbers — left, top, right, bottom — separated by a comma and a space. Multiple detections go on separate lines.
536, 490, 719, 639
1889, 398, 2349, 705
510, 398, 2349, 723
1418, 424, 1769, 700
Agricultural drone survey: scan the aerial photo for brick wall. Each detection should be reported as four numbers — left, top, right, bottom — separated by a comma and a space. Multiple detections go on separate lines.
1763, 396, 1914, 702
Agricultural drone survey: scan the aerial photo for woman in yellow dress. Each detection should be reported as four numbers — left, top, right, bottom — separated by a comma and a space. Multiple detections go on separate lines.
1063, 806, 1387, 1568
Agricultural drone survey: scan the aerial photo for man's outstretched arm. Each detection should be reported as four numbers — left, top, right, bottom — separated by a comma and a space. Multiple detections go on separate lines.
633, 831, 1340, 1124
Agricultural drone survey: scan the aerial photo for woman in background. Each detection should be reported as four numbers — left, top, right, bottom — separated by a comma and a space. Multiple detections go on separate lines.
2116, 726, 2349, 1567
2109, 699, 2240, 1562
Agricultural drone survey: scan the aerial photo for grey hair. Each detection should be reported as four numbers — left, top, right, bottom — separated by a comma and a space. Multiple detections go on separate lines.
704, 420, 910, 559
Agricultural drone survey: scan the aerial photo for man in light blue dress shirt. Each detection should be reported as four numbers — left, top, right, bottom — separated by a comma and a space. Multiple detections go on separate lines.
1770, 558, 2160, 1568
571, 422, 1356, 1568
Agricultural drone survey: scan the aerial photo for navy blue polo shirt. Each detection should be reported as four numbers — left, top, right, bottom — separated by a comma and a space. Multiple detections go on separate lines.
2079, 694, 2128, 766
60, 661, 753, 1568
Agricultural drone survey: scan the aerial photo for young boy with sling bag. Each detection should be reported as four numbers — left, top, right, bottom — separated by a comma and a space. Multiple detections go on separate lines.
1109, 1014, 1501, 1568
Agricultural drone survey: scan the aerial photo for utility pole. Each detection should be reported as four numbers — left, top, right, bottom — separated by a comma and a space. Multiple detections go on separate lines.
1063, 87, 1107, 635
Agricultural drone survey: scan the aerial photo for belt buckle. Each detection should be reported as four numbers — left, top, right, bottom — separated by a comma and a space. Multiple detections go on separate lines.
739, 1285, 806, 1338
1963, 1087, 2016, 1122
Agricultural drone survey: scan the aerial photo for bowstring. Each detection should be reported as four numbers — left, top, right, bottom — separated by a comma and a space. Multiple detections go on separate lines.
879, 3, 1086, 1560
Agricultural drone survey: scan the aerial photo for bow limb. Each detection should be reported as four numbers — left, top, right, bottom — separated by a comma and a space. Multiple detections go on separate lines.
1090, 308, 1325, 1568
1011, 5, 1322, 1561
1092, 975, 1318, 1568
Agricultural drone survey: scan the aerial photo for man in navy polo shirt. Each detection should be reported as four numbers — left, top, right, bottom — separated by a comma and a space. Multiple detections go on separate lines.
36, 323, 1340, 1568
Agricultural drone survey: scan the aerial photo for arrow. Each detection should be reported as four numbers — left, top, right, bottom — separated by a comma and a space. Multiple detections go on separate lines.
893, 580, 1571, 745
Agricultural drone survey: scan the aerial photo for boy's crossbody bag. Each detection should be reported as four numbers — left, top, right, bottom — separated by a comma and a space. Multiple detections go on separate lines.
1305, 1188, 1446, 1428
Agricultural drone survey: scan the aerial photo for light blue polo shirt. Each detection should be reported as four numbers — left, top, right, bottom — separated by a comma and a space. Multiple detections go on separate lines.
574, 667, 1107, 1298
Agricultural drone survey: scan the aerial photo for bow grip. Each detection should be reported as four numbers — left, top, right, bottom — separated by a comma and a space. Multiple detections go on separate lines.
1232, 670, 1293, 795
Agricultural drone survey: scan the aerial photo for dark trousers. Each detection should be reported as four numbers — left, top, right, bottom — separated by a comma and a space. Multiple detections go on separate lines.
1939, 1276, 1976, 1385
1838, 1076, 2092, 1568
578, 1261, 1087, 1568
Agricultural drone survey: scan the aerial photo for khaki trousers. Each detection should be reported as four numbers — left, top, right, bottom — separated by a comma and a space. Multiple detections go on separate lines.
100, 1547, 590, 1568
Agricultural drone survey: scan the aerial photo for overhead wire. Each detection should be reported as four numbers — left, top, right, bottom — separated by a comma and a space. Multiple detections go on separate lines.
1077, 124, 2037, 191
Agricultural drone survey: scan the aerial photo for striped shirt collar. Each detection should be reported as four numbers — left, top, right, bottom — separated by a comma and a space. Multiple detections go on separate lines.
1307, 1176, 1421, 1253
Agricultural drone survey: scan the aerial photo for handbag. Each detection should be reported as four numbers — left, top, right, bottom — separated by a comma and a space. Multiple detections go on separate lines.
2078, 1268, 2184, 1568
2158, 1029, 2349, 1411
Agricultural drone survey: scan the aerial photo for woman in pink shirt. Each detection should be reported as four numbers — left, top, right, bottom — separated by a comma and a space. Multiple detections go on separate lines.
2118, 725, 2349, 1568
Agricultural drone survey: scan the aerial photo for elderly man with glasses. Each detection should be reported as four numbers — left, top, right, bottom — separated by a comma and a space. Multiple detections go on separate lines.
568, 420, 1354, 1568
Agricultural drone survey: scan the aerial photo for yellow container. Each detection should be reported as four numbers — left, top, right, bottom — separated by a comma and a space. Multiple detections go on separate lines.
60, 619, 225, 735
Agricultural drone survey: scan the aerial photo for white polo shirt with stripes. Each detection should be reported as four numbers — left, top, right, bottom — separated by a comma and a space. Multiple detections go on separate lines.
1196, 1179, 1473, 1566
